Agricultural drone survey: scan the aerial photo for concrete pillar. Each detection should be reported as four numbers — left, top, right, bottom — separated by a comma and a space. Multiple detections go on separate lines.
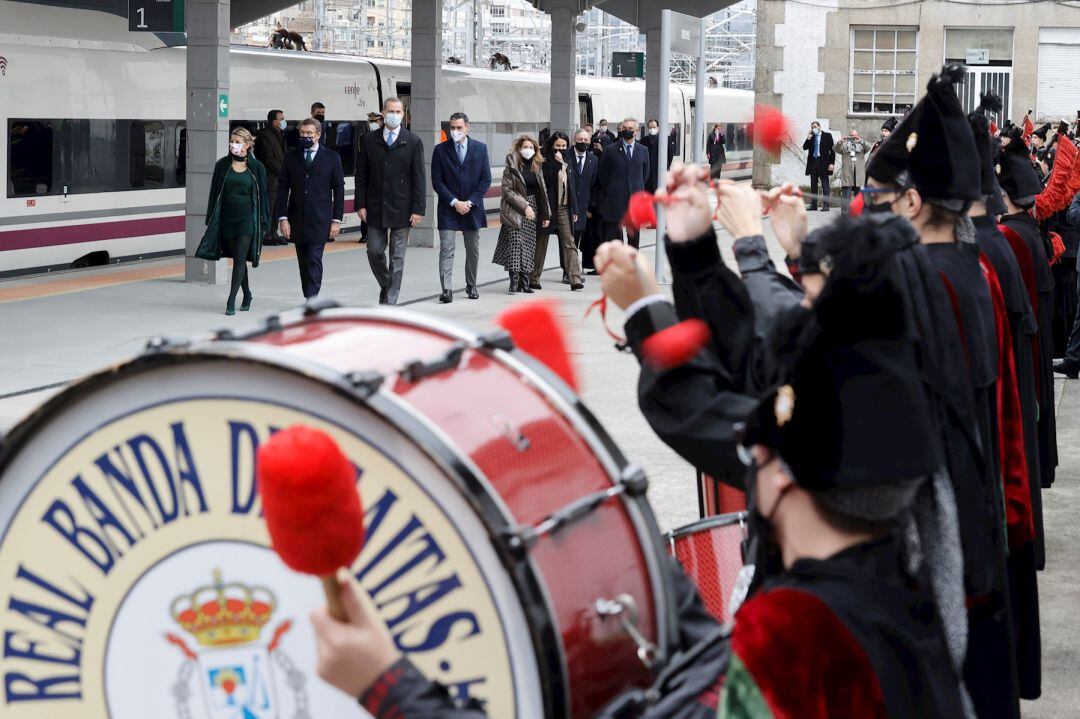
549, 4, 578, 134
409, 0, 442, 248
185, 0, 229, 284
643, 12, 662, 125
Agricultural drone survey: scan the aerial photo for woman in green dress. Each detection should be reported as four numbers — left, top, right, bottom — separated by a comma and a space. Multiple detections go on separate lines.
197, 127, 271, 315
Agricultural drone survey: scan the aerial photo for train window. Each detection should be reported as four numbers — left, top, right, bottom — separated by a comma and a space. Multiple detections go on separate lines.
130, 121, 166, 189
8, 120, 54, 196
175, 124, 186, 187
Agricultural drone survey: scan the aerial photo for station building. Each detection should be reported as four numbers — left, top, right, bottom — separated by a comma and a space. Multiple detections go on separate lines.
753, 0, 1080, 187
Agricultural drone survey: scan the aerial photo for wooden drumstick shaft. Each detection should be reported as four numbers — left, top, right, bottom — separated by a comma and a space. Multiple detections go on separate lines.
322, 574, 347, 621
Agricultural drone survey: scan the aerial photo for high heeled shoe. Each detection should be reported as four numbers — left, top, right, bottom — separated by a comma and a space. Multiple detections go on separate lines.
225, 304, 236, 316
509, 272, 520, 293
240, 294, 253, 311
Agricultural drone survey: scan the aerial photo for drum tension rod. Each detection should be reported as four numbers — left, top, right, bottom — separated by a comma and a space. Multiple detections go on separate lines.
144, 336, 191, 353
594, 593, 661, 670
399, 331, 513, 385
345, 370, 385, 398
500, 466, 649, 559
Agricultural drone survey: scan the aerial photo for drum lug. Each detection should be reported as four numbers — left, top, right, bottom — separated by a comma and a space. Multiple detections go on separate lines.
475, 329, 515, 353
594, 593, 661, 670
498, 526, 537, 560
345, 370, 384, 398
492, 415, 530, 452
303, 297, 340, 316
144, 336, 190, 353
264, 314, 283, 332
619, 465, 649, 497
400, 342, 468, 383
213, 328, 235, 341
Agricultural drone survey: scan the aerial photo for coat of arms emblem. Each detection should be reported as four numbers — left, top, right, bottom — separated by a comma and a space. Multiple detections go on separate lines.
165, 569, 309, 719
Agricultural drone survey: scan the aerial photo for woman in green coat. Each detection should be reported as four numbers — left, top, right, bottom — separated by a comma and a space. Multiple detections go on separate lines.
196, 127, 271, 314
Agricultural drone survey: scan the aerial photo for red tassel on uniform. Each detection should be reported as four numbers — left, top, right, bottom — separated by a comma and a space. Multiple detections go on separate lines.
641, 318, 711, 370
750, 105, 791, 155
496, 299, 580, 391
848, 192, 865, 217
257, 426, 365, 576
623, 190, 660, 231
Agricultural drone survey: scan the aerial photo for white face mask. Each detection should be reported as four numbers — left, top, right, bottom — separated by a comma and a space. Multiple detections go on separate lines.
450, 129, 466, 142
384, 112, 403, 128
369, 122, 381, 132
229, 142, 245, 155
648, 127, 659, 136
520, 147, 535, 160
599, 125, 608, 132
277, 119, 287, 131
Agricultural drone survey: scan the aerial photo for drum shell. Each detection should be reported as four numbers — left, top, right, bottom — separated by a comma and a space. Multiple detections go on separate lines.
251, 311, 675, 717
666, 513, 747, 624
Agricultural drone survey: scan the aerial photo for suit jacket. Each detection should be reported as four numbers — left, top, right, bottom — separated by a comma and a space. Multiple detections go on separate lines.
569, 150, 599, 233
430, 137, 491, 231
254, 126, 286, 183
275, 145, 345, 244
641, 133, 677, 193
706, 131, 727, 166
355, 127, 426, 229
540, 150, 577, 226
597, 140, 650, 220
803, 131, 836, 175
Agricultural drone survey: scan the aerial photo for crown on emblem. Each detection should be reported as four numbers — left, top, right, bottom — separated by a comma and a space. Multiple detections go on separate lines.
170, 569, 276, 648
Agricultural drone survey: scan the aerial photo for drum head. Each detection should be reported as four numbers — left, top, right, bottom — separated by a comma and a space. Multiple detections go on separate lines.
0, 354, 543, 718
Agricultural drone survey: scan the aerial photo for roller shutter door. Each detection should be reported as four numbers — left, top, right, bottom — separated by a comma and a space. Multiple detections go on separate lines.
1037, 28, 1080, 121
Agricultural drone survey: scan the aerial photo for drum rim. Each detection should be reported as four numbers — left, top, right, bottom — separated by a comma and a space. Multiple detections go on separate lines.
283, 306, 680, 672
0, 316, 569, 719
665, 512, 750, 542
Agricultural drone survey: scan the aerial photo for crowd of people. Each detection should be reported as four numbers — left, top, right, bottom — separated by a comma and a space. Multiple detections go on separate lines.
293, 64, 1076, 718
199, 101, 699, 311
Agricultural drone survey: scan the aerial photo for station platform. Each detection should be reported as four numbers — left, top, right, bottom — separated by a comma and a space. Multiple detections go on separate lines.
0, 213, 1076, 717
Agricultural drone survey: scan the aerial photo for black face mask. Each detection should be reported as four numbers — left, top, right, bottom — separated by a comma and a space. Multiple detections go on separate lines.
734, 455, 789, 613
314, 114, 325, 122
619, 129, 635, 140
574, 141, 589, 153
865, 199, 894, 214
229, 153, 248, 162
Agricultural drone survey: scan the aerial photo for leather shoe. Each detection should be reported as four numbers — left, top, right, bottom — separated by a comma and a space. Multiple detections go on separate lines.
439, 290, 453, 304
467, 286, 479, 299
529, 281, 542, 290
570, 282, 584, 291
562, 274, 571, 284
379, 287, 389, 305
806, 205, 817, 211
1053, 360, 1079, 379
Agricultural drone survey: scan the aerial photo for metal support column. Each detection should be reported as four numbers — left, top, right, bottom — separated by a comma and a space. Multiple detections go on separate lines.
549, 3, 578, 134
410, 0, 443, 247
185, 0, 229, 284
655, 9, 671, 284
643, 12, 662, 124
693, 17, 707, 166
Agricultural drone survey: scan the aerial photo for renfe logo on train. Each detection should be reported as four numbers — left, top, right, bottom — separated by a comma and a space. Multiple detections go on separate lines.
0, 399, 516, 718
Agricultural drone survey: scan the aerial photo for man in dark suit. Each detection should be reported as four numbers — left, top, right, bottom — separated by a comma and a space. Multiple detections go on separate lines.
706, 123, 727, 177
801, 120, 835, 211
430, 111, 491, 302
570, 127, 600, 273
596, 117, 650, 248
355, 97, 426, 305
255, 109, 288, 245
276, 117, 346, 299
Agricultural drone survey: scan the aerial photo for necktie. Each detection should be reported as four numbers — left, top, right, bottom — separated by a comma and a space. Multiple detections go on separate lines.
625, 143, 632, 161
387, 131, 396, 147
304, 149, 313, 168
457, 142, 465, 163
578, 155, 585, 175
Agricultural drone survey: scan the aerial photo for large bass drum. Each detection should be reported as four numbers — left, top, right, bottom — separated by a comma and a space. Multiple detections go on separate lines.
0, 304, 676, 719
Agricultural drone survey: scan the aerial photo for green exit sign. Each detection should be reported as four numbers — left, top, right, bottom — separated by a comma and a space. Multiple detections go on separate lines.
218, 94, 229, 118
128, 0, 185, 33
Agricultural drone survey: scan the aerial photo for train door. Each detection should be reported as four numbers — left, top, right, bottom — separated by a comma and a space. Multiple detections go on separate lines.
578, 93, 593, 129
395, 82, 411, 128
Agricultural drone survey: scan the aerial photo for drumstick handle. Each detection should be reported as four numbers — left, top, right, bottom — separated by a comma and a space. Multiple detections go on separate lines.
322, 574, 347, 621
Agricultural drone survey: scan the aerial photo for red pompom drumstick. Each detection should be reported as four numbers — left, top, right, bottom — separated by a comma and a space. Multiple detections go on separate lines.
641, 318, 711, 370
749, 105, 791, 155
496, 299, 580, 391
257, 425, 364, 621
848, 191, 865, 216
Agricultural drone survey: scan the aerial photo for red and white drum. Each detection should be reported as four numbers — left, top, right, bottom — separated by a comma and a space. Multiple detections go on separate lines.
666, 513, 748, 624
0, 304, 676, 719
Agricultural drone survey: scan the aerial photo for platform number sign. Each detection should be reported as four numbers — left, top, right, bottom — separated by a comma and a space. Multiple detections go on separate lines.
612, 52, 645, 79
128, 0, 185, 32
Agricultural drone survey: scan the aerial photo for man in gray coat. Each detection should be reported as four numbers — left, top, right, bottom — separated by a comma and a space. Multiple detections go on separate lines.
838, 128, 872, 213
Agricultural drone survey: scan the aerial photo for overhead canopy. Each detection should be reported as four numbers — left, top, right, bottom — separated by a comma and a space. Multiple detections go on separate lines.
11, 0, 298, 32
592, 0, 738, 24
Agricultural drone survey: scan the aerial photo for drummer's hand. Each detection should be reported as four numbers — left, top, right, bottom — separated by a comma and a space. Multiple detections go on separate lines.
656, 162, 713, 244
596, 241, 660, 310
311, 574, 401, 699
760, 183, 807, 258
715, 181, 765, 239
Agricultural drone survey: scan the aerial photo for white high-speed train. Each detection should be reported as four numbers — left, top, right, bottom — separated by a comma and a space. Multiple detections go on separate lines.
0, 0, 753, 278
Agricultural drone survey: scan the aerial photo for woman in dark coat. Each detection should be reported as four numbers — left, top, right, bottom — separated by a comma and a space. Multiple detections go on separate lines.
532, 131, 582, 290
493, 135, 550, 293
196, 127, 270, 314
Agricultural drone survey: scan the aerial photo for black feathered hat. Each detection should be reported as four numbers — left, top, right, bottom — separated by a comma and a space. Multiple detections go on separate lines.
881, 116, 899, 132
996, 134, 1042, 207
969, 93, 1009, 215
1032, 123, 1051, 141
743, 214, 937, 492
865, 64, 981, 207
